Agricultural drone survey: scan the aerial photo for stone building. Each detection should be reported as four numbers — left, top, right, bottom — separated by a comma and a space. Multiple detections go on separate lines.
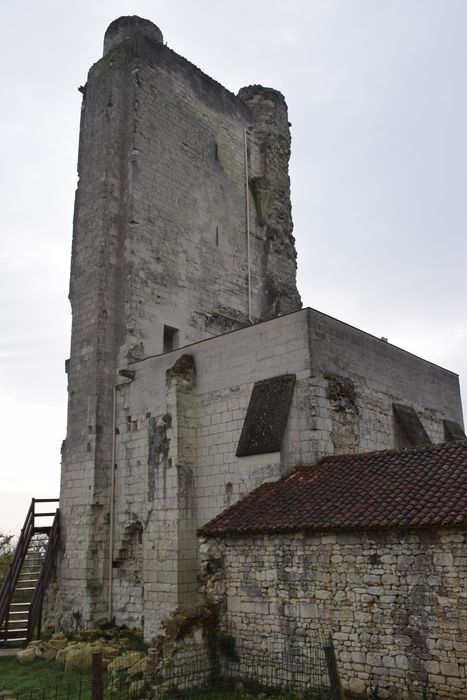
199, 440, 467, 698
52, 15, 465, 695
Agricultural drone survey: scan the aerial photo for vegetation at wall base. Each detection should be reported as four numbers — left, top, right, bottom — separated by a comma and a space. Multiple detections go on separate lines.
0, 656, 338, 699
0, 656, 98, 696
0, 533, 14, 583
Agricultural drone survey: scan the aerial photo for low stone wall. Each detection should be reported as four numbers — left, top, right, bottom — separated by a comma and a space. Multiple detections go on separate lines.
200, 528, 467, 699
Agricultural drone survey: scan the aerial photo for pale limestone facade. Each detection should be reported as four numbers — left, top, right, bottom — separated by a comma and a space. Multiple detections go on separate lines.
200, 529, 467, 699
56, 303, 462, 640
57, 15, 300, 629
53, 14, 465, 673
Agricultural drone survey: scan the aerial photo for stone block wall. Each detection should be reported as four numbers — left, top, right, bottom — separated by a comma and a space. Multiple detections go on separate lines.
56, 15, 464, 637
307, 308, 463, 451
112, 310, 310, 636
200, 528, 467, 699
57, 17, 301, 628
105, 308, 462, 639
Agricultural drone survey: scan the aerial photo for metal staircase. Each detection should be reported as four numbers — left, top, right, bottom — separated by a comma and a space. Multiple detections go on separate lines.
0, 498, 59, 646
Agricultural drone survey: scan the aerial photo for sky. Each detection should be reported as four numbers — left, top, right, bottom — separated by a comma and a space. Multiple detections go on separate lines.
0, 0, 466, 534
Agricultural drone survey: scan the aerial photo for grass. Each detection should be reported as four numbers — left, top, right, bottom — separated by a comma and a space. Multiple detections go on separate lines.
0, 657, 94, 699
162, 693, 330, 699
0, 657, 332, 700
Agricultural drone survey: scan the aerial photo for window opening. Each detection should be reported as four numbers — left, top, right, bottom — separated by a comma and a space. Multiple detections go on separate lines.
163, 325, 179, 353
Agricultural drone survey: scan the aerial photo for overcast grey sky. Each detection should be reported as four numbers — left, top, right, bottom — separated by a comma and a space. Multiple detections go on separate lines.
1, 0, 466, 534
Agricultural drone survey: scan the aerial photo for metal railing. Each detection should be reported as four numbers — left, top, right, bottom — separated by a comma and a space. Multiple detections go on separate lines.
0, 636, 343, 699
27, 506, 60, 642
0, 498, 59, 645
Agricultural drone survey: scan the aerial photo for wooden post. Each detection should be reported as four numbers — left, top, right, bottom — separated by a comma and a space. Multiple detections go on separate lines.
92, 652, 103, 700
324, 636, 343, 700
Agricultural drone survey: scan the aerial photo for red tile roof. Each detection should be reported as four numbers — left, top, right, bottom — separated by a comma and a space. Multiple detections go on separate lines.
199, 441, 467, 537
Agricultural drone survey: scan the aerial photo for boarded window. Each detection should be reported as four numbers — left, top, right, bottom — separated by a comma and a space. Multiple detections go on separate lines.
393, 403, 431, 448
443, 420, 466, 442
236, 374, 296, 457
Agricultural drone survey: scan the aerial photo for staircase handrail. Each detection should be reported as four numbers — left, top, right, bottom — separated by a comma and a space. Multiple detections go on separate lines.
27, 508, 60, 642
0, 499, 35, 639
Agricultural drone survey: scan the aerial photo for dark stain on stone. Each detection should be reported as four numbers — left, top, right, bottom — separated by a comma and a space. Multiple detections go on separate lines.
148, 416, 170, 500
166, 354, 196, 382
326, 374, 359, 453
325, 374, 357, 411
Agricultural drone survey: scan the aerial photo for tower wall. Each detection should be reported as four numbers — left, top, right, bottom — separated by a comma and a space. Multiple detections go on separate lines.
56, 18, 300, 625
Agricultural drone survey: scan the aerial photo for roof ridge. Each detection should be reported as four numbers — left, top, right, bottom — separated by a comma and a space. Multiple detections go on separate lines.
200, 439, 467, 538
318, 439, 467, 465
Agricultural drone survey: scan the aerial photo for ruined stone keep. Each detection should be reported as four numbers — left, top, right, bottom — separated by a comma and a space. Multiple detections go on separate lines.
52, 16, 465, 698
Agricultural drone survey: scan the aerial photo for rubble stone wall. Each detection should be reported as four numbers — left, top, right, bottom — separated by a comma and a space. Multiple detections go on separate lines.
200, 528, 467, 699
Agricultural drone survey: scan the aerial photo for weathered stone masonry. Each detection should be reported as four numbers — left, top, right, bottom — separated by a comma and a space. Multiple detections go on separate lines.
106, 308, 460, 640
200, 529, 467, 699
198, 440, 467, 699
58, 15, 300, 627
53, 15, 465, 673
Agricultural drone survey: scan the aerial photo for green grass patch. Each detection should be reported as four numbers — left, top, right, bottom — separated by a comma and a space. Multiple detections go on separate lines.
0, 657, 94, 699
161, 687, 330, 699
0, 657, 332, 700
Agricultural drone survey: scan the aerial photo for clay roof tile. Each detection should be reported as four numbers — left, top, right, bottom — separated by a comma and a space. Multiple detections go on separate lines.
199, 440, 467, 537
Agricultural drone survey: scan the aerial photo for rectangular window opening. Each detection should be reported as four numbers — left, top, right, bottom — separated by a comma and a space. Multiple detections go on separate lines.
163, 325, 179, 353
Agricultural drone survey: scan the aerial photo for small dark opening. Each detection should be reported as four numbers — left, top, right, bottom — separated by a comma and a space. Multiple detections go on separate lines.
163, 325, 179, 353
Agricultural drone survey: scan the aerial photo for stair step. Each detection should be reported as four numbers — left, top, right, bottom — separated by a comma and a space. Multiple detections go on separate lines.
4, 628, 28, 633
1, 499, 58, 648
23, 560, 44, 565
18, 577, 39, 582
19, 568, 41, 573
14, 586, 36, 591
7, 621, 28, 627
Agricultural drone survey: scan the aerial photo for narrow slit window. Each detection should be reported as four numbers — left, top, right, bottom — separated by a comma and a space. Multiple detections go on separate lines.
163, 325, 179, 353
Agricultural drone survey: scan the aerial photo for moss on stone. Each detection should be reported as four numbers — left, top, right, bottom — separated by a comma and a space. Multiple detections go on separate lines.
166, 354, 196, 381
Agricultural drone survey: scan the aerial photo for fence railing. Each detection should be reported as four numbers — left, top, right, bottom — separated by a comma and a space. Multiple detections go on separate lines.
0, 637, 342, 699
0, 498, 59, 645
0, 501, 35, 643
27, 507, 60, 642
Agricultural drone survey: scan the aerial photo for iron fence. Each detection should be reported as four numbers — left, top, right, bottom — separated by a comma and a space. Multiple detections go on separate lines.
0, 637, 342, 700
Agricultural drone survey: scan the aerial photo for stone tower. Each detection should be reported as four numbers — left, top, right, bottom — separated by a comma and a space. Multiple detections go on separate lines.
57, 17, 301, 625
